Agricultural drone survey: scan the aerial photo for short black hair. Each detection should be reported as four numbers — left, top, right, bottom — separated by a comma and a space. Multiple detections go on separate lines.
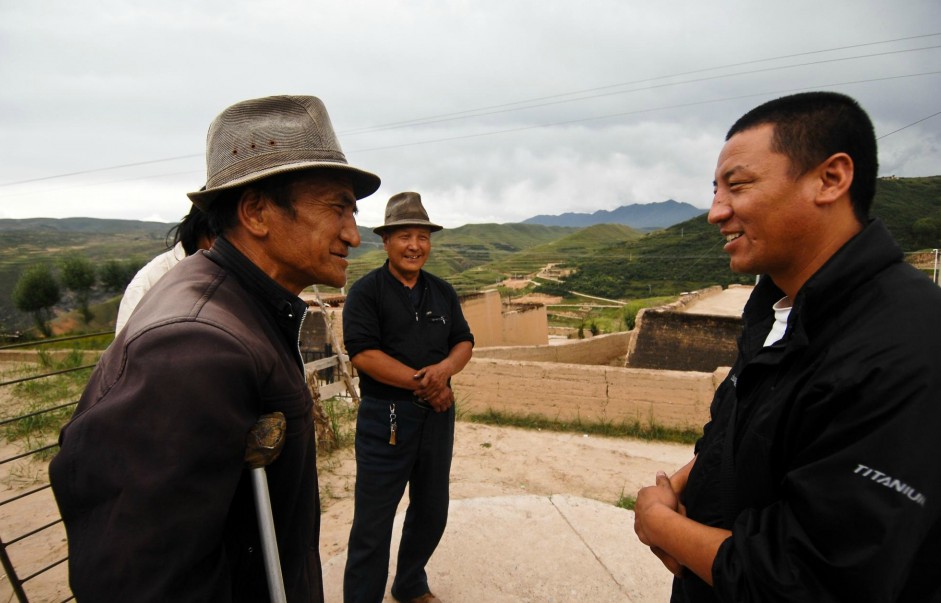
727, 91, 878, 222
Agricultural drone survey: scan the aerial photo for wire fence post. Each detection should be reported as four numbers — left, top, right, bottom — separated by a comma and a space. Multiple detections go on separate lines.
0, 332, 104, 602
0, 535, 29, 603
933, 248, 939, 286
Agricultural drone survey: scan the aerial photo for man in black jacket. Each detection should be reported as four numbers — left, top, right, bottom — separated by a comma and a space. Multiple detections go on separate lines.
634, 91, 941, 601
50, 95, 380, 602
342, 192, 474, 603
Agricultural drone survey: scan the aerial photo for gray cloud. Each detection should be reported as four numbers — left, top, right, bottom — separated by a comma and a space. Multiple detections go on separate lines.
1, 0, 939, 228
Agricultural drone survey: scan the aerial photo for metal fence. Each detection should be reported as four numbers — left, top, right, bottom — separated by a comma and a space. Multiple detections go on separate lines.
0, 330, 352, 602
0, 332, 107, 602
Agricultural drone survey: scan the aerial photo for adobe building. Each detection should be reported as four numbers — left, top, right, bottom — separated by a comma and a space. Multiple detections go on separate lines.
298, 288, 549, 361
452, 286, 751, 430
300, 285, 750, 431
459, 290, 549, 347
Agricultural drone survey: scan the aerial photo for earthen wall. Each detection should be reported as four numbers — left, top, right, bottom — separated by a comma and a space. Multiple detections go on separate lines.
627, 310, 741, 372
453, 358, 729, 430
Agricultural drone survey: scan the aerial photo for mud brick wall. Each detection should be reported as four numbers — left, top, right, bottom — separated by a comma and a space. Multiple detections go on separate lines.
500, 304, 549, 346
473, 331, 633, 366
453, 358, 728, 430
627, 310, 741, 372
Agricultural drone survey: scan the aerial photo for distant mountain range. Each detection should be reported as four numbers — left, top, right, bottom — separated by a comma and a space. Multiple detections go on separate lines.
522, 199, 705, 229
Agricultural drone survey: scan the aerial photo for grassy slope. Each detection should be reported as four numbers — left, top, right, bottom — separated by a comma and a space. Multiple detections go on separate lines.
339, 223, 578, 294
0, 220, 175, 331
553, 176, 941, 298
3, 176, 938, 331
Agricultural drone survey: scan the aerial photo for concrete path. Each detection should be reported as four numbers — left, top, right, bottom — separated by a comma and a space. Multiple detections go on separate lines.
682, 284, 753, 317
322, 494, 674, 602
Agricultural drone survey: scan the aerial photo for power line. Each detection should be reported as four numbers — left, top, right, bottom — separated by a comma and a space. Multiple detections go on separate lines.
3, 70, 937, 200
1, 154, 201, 187
2, 36, 939, 189
877, 110, 941, 139
340, 33, 941, 134
0, 169, 200, 199
342, 41, 941, 136
347, 71, 941, 153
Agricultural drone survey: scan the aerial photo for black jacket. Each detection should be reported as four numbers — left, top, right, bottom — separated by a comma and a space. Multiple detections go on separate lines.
50, 238, 323, 602
342, 260, 474, 400
676, 220, 941, 602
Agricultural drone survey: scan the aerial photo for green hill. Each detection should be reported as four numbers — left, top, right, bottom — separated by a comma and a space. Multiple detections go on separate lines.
487, 223, 644, 275
0, 219, 177, 332
869, 176, 941, 250
2, 176, 937, 333
546, 175, 941, 299
0, 217, 175, 236
341, 223, 577, 292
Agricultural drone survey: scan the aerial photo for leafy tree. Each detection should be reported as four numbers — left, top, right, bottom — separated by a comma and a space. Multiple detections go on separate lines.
60, 254, 97, 322
100, 259, 142, 293
912, 217, 941, 249
12, 264, 61, 337
534, 280, 570, 297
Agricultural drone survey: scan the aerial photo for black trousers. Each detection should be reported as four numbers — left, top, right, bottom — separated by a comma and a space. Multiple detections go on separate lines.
343, 396, 454, 603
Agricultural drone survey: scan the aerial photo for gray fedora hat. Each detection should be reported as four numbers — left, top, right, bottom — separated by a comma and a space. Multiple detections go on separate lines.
187, 95, 380, 210
373, 192, 443, 235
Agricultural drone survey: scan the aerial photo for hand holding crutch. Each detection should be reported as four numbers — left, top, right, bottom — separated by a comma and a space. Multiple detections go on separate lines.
245, 412, 288, 603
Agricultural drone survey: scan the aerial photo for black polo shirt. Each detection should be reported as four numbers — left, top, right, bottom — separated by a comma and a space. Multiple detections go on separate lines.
343, 260, 474, 400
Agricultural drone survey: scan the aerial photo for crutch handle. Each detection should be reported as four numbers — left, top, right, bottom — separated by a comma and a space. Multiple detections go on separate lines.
245, 412, 288, 603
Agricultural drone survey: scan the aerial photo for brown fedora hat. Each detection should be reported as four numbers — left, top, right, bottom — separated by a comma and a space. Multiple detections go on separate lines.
373, 192, 443, 235
187, 95, 380, 210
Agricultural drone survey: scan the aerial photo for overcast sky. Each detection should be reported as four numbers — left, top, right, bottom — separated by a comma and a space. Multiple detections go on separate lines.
1, 1, 939, 229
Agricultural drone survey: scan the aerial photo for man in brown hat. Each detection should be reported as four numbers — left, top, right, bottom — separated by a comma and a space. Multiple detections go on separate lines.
342, 192, 474, 603
50, 95, 379, 602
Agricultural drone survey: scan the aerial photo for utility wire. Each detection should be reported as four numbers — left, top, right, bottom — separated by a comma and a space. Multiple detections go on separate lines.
342, 40, 941, 135
341, 32, 941, 134
347, 71, 941, 153
877, 110, 941, 139
0, 169, 199, 199
2, 72, 938, 200
2, 35, 938, 189
0, 155, 202, 187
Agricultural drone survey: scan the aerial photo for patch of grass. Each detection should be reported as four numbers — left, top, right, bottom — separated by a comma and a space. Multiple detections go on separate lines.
616, 487, 637, 511
464, 408, 700, 445
318, 395, 358, 452
2, 350, 90, 448
2, 399, 74, 445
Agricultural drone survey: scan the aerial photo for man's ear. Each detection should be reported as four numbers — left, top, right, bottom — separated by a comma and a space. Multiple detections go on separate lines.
236, 188, 271, 237
815, 152, 854, 207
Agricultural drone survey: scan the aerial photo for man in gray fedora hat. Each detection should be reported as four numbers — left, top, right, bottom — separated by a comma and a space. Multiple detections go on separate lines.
342, 192, 474, 603
51, 95, 379, 602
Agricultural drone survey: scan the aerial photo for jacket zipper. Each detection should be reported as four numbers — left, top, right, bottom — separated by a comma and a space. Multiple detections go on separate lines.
295, 305, 309, 373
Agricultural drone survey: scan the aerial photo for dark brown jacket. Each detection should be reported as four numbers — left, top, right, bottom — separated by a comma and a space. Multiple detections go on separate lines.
50, 237, 323, 602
